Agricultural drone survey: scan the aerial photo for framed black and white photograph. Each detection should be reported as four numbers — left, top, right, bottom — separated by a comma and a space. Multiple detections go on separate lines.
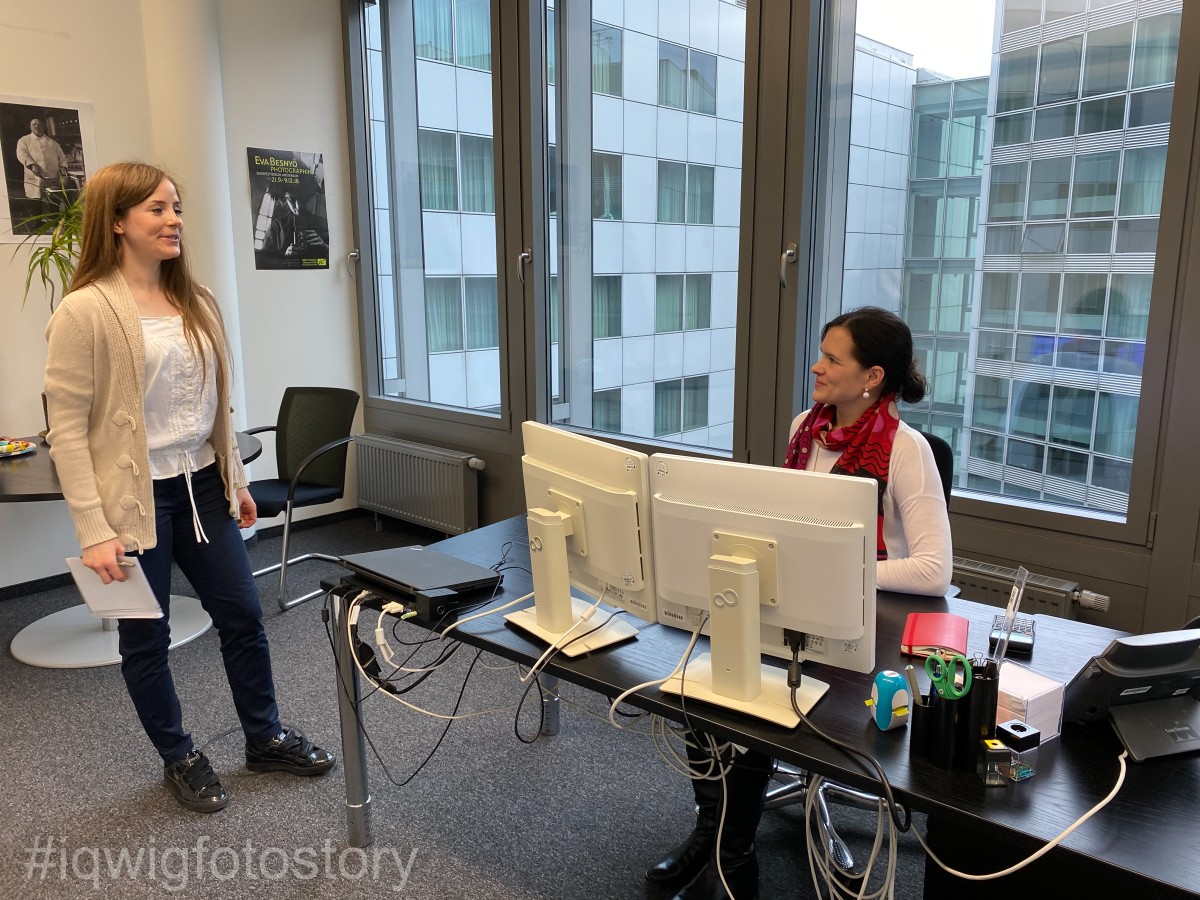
0, 95, 97, 242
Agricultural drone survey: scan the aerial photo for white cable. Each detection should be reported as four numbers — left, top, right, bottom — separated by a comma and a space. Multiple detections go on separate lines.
518, 593, 606, 683
606, 617, 706, 729
438, 590, 534, 641
913, 749, 1129, 880
805, 773, 896, 900
373, 608, 460, 674
343, 589, 519, 721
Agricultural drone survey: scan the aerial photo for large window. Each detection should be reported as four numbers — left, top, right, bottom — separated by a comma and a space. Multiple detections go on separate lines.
350, 0, 1200, 634
544, 2, 745, 450
876, 0, 1182, 517
364, 0, 500, 409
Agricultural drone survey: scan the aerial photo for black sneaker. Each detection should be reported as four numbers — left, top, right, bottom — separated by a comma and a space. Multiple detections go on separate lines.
246, 726, 336, 776
163, 751, 228, 813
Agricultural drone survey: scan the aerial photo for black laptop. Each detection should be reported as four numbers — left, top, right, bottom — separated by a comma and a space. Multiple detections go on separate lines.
339, 546, 501, 603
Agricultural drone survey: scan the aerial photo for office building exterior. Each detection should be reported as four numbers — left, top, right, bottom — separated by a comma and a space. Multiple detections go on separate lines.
366, 0, 1179, 517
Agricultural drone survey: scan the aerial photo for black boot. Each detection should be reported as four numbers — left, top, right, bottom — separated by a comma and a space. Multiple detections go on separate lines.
647, 740, 724, 889
672, 749, 770, 900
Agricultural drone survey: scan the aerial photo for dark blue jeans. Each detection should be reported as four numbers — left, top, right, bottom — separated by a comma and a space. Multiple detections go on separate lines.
118, 464, 280, 763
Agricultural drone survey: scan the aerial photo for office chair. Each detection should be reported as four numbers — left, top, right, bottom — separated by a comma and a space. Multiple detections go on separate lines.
764, 428, 956, 868
247, 386, 360, 611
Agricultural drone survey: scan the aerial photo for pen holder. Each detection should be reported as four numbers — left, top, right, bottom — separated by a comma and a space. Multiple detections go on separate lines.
910, 694, 962, 770
953, 665, 1000, 772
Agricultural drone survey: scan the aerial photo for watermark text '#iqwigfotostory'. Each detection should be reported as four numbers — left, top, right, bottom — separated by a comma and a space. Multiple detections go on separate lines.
23, 835, 418, 892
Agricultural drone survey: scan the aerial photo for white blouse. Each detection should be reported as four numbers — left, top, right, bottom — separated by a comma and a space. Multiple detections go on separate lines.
789, 411, 953, 596
141, 316, 218, 480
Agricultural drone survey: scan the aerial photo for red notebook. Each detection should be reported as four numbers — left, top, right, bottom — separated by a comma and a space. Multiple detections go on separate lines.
900, 612, 969, 659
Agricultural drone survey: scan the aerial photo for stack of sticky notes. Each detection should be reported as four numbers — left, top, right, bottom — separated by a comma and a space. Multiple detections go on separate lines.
997, 662, 1064, 742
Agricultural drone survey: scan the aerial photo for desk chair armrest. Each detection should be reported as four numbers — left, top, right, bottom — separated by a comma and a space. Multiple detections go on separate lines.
284, 435, 356, 505
242, 425, 277, 436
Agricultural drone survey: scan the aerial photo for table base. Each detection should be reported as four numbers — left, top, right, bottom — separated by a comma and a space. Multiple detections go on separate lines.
10, 597, 212, 668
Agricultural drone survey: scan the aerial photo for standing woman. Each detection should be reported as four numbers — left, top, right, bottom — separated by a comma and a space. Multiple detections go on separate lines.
44, 162, 334, 813
647, 306, 952, 899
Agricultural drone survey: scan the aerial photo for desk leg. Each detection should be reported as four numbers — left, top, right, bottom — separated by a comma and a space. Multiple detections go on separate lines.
332, 589, 373, 847
541, 674, 561, 737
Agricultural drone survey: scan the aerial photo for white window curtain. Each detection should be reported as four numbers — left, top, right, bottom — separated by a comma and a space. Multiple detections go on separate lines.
1095, 393, 1139, 458
1118, 146, 1167, 218
418, 129, 458, 211
683, 375, 709, 431
425, 277, 463, 352
414, 0, 452, 62
687, 164, 715, 224
592, 153, 621, 220
689, 50, 717, 115
1082, 21, 1132, 97
654, 381, 682, 436
656, 274, 684, 332
593, 389, 621, 433
592, 24, 622, 96
658, 41, 688, 109
1108, 273, 1152, 340
460, 135, 495, 213
455, 0, 491, 70
593, 276, 622, 338
464, 277, 498, 349
1131, 13, 1181, 89
658, 161, 685, 223
684, 274, 712, 330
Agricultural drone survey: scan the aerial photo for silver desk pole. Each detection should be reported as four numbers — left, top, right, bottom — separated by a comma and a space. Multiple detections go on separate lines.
332, 586, 373, 847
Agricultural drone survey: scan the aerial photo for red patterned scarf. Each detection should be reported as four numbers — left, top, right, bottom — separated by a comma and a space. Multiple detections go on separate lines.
783, 395, 900, 559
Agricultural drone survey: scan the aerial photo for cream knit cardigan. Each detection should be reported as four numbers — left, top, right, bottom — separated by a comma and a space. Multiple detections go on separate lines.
44, 271, 247, 552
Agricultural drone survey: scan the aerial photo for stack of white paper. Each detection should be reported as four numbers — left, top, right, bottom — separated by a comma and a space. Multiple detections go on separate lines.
66, 557, 163, 619
997, 661, 1064, 741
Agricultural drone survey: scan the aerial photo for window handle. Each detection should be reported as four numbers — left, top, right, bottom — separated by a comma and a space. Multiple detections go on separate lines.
780, 243, 797, 288
346, 249, 360, 280
517, 249, 532, 286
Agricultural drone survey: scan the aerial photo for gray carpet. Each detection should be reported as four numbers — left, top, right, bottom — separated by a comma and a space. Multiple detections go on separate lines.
0, 512, 926, 899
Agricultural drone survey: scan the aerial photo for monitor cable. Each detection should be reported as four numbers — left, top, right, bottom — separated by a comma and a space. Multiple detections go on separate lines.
786, 635, 912, 834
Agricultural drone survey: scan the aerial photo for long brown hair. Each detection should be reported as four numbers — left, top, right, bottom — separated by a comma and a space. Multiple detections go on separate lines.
69, 161, 228, 381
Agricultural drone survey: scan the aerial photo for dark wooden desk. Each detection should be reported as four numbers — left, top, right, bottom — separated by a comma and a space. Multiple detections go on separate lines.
332, 516, 1200, 899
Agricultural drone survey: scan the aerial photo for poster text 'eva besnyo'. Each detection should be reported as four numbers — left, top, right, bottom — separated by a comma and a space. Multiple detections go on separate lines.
252, 155, 314, 176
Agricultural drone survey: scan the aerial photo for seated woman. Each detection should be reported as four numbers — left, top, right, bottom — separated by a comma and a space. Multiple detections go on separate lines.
647, 306, 952, 900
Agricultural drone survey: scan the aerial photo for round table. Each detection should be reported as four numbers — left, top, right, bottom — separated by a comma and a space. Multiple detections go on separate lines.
6, 433, 263, 669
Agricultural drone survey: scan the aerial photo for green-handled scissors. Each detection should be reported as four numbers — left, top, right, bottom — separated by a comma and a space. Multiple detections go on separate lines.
925, 653, 973, 699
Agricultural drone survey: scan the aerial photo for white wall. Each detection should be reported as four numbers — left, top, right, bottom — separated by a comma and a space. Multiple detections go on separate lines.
0, 0, 362, 588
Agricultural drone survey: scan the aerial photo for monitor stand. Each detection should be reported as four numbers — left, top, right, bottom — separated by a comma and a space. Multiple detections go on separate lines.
505, 508, 639, 657
506, 597, 638, 658
660, 654, 829, 728
659, 554, 828, 728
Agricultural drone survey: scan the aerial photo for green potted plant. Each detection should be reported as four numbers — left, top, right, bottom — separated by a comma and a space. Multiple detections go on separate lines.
13, 180, 84, 311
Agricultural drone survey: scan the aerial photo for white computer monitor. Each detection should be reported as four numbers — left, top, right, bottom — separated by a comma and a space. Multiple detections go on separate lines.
650, 453, 877, 727
507, 421, 657, 656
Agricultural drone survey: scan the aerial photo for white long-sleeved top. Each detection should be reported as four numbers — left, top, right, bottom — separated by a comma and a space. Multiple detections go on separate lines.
789, 411, 953, 596
141, 315, 218, 480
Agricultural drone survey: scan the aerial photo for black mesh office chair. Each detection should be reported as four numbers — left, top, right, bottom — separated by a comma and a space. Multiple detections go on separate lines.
764, 429, 955, 868
247, 387, 360, 611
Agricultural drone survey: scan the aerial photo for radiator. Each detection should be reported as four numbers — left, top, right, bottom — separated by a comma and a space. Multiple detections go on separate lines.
951, 556, 1111, 619
356, 433, 484, 535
